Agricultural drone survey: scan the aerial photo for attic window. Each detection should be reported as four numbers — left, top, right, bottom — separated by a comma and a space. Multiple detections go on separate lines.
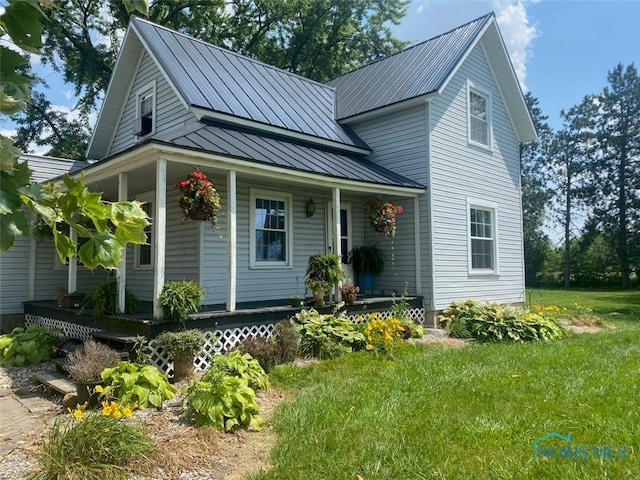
467, 83, 491, 148
135, 81, 156, 137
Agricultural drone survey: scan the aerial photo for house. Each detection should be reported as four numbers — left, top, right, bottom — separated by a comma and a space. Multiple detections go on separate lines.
0, 154, 86, 332
26, 12, 535, 329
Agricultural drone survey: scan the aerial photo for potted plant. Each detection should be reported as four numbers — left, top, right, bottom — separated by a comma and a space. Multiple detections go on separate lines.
66, 340, 121, 406
155, 329, 205, 381
349, 246, 384, 293
175, 170, 221, 228
288, 295, 305, 307
340, 282, 360, 303
366, 198, 404, 237
159, 280, 205, 322
305, 253, 345, 307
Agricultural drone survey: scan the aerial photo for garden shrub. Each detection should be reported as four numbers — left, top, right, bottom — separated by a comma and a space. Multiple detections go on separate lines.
440, 300, 564, 343
88, 279, 138, 316
158, 280, 205, 321
0, 326, 60, 367
101, 361, 176, 408
32, 402, 153, 480
233, 321, 299, 372
66, 339, 121, 383
291, 309, 365, 359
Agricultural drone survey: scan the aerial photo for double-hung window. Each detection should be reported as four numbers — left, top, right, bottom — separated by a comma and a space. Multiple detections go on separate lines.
250, 190, 292, 267
468, 82, 491, 148
135, 81, 156, 137
468, 200, 498, 273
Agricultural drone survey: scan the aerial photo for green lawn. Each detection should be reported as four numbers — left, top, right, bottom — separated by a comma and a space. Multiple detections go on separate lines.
253, 289, 640, 480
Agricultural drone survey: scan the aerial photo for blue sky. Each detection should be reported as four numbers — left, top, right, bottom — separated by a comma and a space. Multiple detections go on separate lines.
393, 0, 640, 131
1, 0, 639, 146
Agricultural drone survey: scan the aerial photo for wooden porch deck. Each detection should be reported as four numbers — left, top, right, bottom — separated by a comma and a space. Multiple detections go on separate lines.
23, 296, 424, 339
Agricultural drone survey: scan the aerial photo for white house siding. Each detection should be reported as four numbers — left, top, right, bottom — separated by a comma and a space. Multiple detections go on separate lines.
429, 43, 524, 309
109, 52, 197, 157
349, 105, 430, 303
200, 175, 366, 306
0, 236, 31, 315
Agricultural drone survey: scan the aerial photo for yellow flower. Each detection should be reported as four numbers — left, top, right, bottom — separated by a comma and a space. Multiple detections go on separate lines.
365, 344, 374, 351
122, 407, 132, 418
72, 408, 84, 419
93, 385, 103, 393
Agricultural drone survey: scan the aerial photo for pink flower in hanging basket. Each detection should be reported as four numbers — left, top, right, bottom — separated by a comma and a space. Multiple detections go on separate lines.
175, 170, 221, 228
366, 198, 404, 238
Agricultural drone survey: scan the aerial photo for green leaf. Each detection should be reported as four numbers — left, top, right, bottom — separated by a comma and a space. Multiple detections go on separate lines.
0, 211, 30, 251
78, 232, 123, 270
0, 47, 31, 114
122, 0, 149, 16
0, 0, 44, 53
0, 136, 21, 173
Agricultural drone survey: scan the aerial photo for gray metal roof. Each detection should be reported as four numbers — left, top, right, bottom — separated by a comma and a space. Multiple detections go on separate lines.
131, 17, 367, 150
19, 154, 86, 183
152, 123, 424, 189
327, 13, 493, 120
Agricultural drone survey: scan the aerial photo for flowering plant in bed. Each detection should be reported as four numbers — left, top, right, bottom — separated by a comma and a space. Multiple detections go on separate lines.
175, 170, 221, 227
366, 198, 403, 237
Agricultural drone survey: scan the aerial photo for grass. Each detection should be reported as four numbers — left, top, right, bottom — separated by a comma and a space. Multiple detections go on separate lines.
253, 289, 640, 479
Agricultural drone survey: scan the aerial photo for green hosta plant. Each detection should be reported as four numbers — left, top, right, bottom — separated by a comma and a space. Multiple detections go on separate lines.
440, 300, 564, 343
101, 361, 176, 408
291, 309, 366, 359
0, 326, 60, 367
183, 371, 263, 431
206, 350, 269, 391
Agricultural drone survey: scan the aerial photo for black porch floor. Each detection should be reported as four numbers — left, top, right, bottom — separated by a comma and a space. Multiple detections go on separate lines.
24, 296, 423, 338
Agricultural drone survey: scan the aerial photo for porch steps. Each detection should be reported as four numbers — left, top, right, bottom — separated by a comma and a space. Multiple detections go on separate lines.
92, 331, 140, 355
33, 371, 76, 396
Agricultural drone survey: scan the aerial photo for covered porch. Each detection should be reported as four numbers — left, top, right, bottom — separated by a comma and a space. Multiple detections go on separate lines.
62, 129, 426, 320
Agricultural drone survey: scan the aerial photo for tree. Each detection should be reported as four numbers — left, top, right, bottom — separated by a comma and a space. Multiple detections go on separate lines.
11, 90, 90, 159
520, 93, 553, 286
549, 100, 595, 289
0, 0, 149, 271
582, 64, 640, 289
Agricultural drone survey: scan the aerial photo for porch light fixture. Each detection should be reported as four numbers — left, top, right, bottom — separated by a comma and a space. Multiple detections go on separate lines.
306, 198, 316, 217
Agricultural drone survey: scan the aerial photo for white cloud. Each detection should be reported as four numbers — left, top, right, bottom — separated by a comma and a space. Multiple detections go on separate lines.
493, 0, 539, 91
417, 1, 429, 14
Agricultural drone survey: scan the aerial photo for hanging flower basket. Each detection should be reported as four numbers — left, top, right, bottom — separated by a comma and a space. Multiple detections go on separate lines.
175, 170, 221, 228
366, 198, 404, 238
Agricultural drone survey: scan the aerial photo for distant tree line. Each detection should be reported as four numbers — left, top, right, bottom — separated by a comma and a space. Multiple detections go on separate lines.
522, 63, 640, 289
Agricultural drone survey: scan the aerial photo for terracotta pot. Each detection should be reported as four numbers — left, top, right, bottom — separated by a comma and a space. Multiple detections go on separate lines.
172, 353, 195, 381
343, 292, 357, 304
312, 289, 325, 307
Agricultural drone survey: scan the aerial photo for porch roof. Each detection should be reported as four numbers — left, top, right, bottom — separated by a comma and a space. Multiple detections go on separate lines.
152, 122, 426, 190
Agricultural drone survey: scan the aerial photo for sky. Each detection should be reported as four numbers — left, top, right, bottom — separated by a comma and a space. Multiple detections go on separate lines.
1, 0, 639, 146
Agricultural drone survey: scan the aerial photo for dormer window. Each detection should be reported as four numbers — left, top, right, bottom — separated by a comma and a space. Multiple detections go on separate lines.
134, 81, 156, 137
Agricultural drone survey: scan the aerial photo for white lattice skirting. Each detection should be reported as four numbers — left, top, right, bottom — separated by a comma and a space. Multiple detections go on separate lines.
25, 308, 426, 376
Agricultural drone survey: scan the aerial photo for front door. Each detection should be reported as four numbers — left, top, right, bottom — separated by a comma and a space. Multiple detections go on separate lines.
327, 203, 353, 282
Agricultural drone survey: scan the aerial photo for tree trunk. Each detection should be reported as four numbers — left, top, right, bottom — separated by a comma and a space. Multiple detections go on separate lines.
618, 145, 630, 289
563, 168, 572, 290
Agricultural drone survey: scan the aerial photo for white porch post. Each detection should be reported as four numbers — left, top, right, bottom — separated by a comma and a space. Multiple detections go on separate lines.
153, 158, 167, 319
227, 170, 237, 311
68, 229, 77, 293
117, 172, 128, 313
414, 196, 422, 296
332, 187, 342, 302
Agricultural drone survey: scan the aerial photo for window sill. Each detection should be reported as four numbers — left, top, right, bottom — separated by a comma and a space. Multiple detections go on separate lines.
249, 264, 293, 270
468, 270, 500, 277
467, 140, 493, 153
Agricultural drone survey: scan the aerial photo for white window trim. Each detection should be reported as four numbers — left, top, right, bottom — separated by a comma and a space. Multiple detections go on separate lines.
249, 189, 293, 269
134, 195, 154, 270
135, 80, 157, 138
466, 198, 499, 275
467, 80, 492, 151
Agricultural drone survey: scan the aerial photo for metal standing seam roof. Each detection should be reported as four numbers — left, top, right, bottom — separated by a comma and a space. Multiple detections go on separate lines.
130, 17, 367, 150
327, 13, 493, 120
152, 123, 424, 189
